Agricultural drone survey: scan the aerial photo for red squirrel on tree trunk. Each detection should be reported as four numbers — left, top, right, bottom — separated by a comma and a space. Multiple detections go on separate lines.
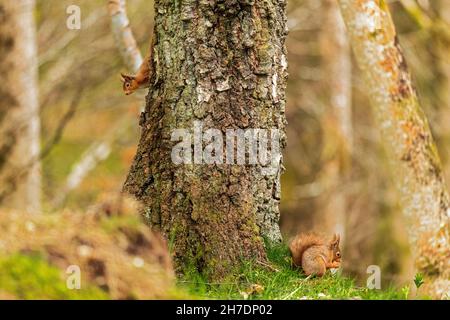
120, 37, 155, 95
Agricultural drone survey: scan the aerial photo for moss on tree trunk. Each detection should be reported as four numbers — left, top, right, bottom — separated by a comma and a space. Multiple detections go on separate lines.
124, 0, 288, 279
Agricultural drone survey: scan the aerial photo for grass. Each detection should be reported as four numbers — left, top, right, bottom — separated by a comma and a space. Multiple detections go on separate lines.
179, 242, 406, 300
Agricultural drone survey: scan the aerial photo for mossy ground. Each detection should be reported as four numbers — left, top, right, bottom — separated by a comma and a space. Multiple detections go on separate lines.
0, 204, 179, 300
0, 254, 109, 300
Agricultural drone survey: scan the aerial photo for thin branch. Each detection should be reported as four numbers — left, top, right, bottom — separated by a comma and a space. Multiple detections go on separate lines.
38, 8, 105, 66
40, 86, 85, 160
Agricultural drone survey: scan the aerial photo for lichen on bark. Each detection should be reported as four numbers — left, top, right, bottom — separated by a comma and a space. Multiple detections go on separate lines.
124, 0, 288, 278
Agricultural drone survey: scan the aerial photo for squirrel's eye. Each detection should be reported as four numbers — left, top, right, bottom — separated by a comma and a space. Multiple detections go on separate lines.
126, 83, 130, 88
336, 252, 341, 257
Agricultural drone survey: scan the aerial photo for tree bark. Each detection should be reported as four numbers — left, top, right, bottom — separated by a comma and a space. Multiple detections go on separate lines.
123, 0, 288, 278
338, 0, 449, 297
0, 0, 41, 213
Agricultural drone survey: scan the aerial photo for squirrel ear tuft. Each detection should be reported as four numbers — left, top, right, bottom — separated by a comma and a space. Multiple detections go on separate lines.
330, 233, 340, 246
120, 73, 135, 82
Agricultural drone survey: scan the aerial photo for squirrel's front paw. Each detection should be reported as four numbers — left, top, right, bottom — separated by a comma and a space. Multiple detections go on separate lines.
331, 261, 341, 269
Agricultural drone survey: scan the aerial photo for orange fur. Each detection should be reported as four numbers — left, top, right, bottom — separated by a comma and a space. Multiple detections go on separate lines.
289, 233, 341, 277
120, 36, 155, 95
289, 233, 325, 267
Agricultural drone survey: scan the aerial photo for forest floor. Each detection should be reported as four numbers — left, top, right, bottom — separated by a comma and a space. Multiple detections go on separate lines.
0, 242, 411, 300
0, 207, 416, 300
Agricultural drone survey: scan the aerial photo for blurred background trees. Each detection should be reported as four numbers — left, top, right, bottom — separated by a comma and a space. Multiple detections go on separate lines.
279, 0, 450, 291
338, 0, 449, 298
0, 0, 449, 296
0, 0, 41, 212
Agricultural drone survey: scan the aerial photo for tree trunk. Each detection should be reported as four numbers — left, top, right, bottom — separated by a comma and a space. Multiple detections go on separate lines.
0, 0, 41, 213
437, 0, 450, 111
338, 0, 449, 298
124, 0, 288, 278
317, 0, 352, 242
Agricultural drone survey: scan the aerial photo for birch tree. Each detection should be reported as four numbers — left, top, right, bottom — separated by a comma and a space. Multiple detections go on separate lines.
108, 0, 143, 74
124, 0, 288, 278
0, 0, 41, 213
338, 0, 449, 297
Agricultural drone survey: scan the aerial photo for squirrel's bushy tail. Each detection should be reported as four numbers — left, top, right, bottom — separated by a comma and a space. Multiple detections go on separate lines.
289, 233, 323, 267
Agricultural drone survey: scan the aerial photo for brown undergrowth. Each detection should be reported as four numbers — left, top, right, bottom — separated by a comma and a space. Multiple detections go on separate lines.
0, 194, 179, 299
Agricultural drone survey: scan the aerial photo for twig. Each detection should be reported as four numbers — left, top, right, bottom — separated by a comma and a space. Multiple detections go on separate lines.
256, 260, 280, 273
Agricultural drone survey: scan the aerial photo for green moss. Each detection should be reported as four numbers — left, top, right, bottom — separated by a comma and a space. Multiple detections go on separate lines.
0, 254, 109, 300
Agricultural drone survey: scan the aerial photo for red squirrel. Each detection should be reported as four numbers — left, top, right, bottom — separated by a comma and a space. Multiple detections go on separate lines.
120, 38, 154, 95
289, 233, 341, 277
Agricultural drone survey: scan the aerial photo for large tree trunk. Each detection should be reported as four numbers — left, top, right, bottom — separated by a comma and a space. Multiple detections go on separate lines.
124, 0, 288, 278
338, 0, 449, 298
0, 0, 41, 213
